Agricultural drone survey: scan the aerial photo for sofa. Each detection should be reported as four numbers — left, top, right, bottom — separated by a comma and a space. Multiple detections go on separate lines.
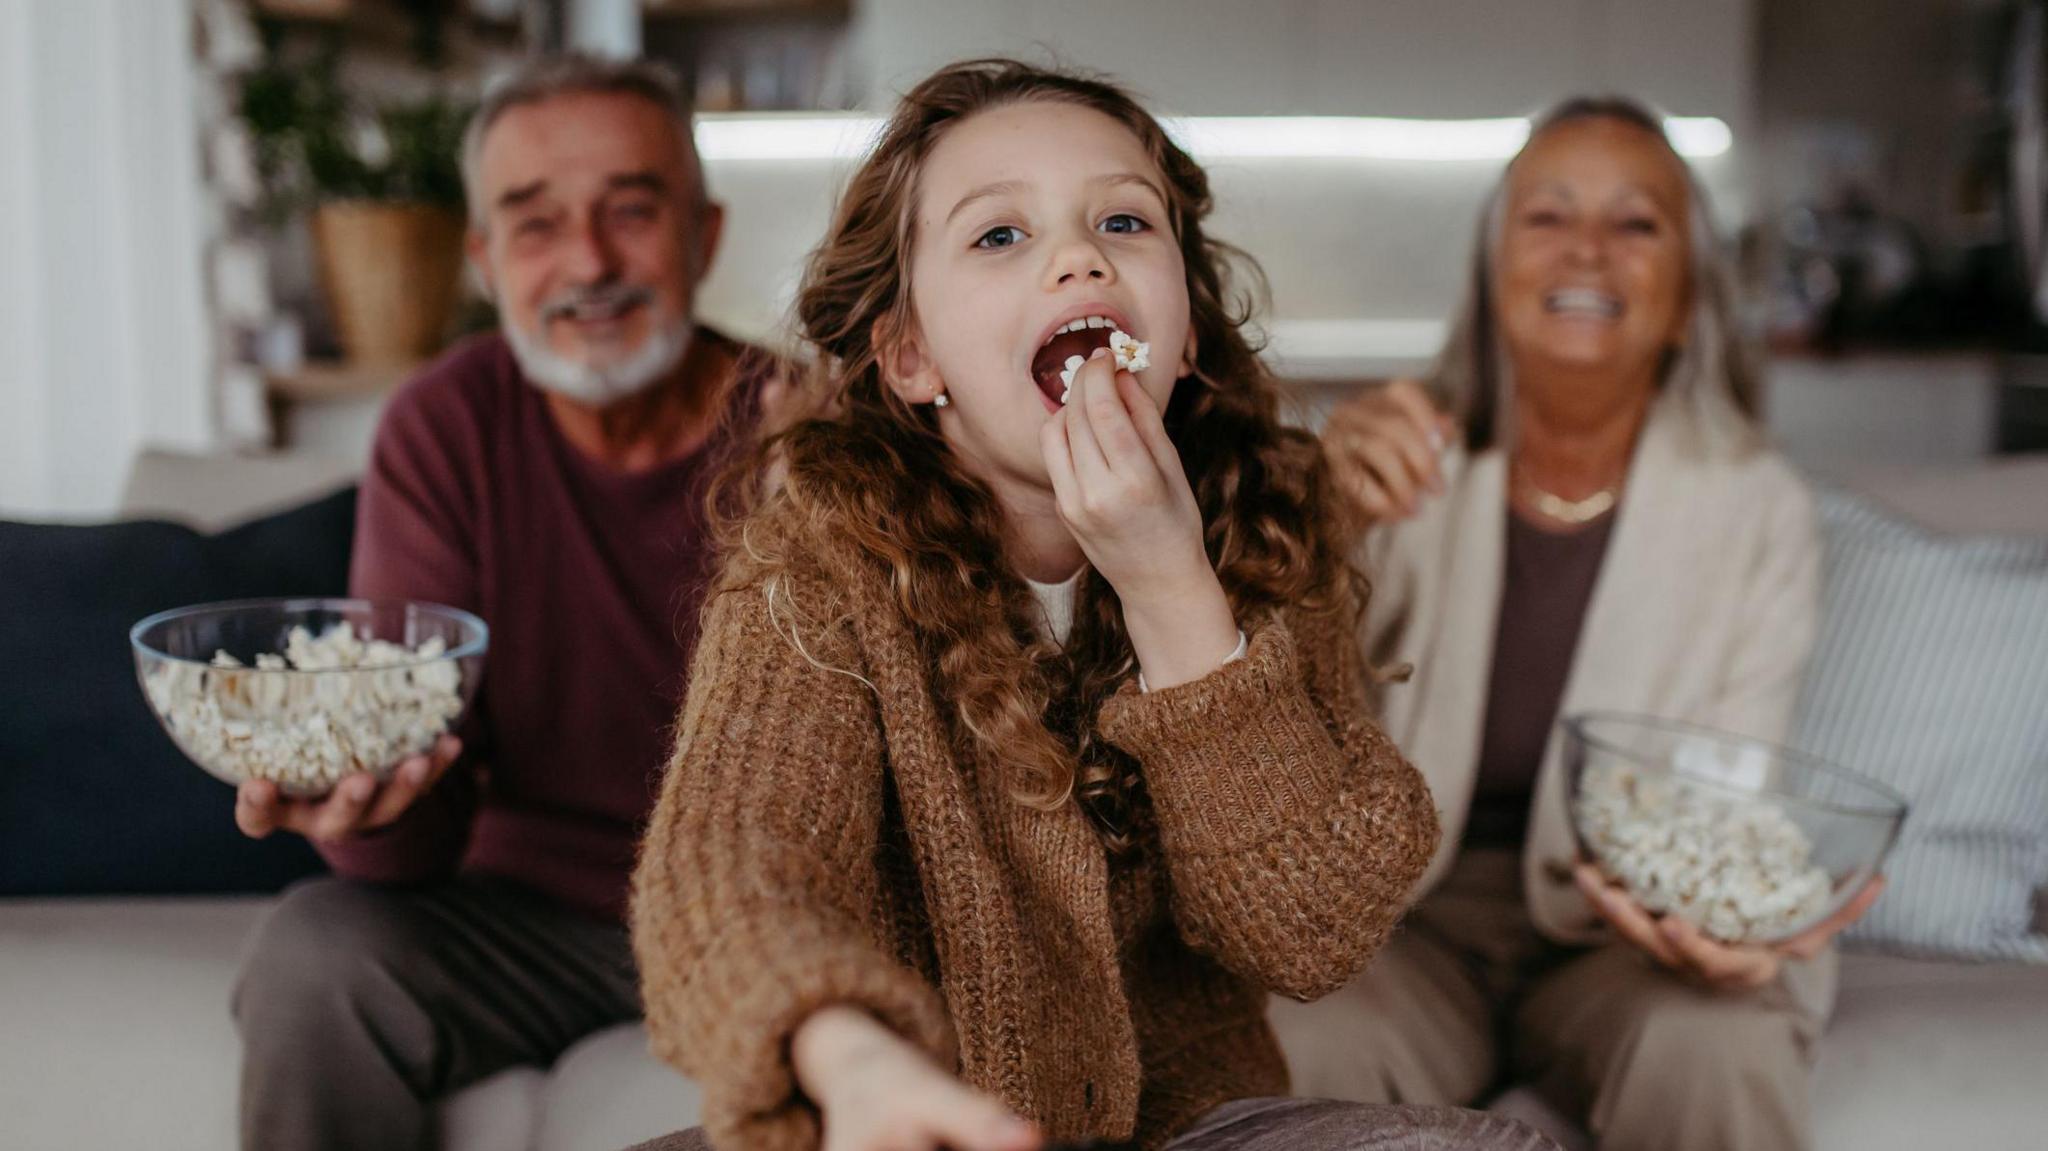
3, 449, 2045, 1151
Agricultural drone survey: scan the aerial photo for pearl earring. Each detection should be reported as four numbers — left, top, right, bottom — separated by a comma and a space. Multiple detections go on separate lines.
933, 391, 950, 408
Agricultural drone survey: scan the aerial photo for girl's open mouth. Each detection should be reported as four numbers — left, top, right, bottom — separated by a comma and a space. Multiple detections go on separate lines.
1029, 316, 1147, 406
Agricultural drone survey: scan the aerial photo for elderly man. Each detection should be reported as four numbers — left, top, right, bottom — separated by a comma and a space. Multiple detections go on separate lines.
229, 56, 763, 1151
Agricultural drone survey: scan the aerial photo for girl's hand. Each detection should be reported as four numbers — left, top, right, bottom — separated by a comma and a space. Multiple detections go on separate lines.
1040, 350, 1238, 689
794, 1006, 1041, 1151
1321, 379, 1458, 524
1573, 861, 1886, 992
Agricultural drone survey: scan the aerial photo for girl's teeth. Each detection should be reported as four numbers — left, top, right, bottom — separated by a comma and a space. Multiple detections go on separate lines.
1050, 315, 1118, 340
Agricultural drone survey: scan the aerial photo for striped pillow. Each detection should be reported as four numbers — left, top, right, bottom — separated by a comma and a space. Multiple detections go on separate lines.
1793, 489, 2048, 963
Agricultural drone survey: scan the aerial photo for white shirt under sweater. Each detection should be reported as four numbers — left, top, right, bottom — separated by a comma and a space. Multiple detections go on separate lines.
1023, 571, 1245, 689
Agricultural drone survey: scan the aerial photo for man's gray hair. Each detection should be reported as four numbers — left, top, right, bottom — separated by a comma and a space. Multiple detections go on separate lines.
1431, 95, 1761, 458
461, 54, 704, 223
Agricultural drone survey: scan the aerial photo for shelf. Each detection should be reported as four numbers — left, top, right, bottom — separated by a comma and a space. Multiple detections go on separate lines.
254, 0, 352, 20
265, 360, 418, 404
643, 0, 850, 17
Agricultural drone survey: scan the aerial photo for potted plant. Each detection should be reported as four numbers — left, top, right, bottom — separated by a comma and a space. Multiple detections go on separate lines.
239, 35, 472, 365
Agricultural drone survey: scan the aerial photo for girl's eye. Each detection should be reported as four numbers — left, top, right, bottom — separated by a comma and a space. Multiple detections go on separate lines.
1617, 216, 1661, 236
1100, 213, 1149, 235
975, 225, 1025, 249
1523, 209, 1565, 228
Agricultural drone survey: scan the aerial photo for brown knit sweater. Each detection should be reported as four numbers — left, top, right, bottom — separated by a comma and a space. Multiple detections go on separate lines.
629, 533, 1441, 1151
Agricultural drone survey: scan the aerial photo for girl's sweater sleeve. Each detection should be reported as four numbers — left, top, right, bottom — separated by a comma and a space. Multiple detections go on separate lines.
630, 580, 954, 1151
1098, 610, 1440, 1001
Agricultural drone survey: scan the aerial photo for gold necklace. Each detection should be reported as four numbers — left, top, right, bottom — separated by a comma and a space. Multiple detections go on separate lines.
1514, 465, 1621, 525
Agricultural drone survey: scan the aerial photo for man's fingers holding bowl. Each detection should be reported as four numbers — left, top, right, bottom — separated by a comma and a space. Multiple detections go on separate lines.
359, 758, 436, 830
305, 772, 380, 842
235, 779, 283, 838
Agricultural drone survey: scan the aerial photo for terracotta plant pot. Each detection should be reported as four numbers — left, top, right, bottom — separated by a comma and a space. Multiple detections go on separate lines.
311, 201, 466, 366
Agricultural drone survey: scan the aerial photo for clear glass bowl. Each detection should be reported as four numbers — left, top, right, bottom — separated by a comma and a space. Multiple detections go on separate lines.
131, 598, 487, 797
1563, 712, 1907, 945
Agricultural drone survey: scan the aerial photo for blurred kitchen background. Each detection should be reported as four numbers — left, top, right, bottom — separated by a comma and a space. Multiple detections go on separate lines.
2, 0, 2043, 521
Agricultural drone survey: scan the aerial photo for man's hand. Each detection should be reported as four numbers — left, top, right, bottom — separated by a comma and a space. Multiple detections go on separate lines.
1574, 860, 1885, 992
235, 735, 462, 845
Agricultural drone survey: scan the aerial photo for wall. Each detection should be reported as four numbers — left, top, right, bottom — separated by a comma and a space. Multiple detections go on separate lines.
0, 0, 214, 521
849, 0, 1754, 135
693, 0, 1756, 378
1755, 0, 2004, 249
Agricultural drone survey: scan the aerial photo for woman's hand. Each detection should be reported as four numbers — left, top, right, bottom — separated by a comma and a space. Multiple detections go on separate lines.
1040, 349, 1238, 689
1573, 861, 1886, 992
793, 1005, 1040, 1151
1321, 379, 1459, 524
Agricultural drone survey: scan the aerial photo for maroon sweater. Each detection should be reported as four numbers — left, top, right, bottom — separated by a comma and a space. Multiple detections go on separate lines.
320, 328, 755, 921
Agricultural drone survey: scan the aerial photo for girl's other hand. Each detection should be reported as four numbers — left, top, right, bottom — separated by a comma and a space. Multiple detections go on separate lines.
794, 1006, 1042, 1151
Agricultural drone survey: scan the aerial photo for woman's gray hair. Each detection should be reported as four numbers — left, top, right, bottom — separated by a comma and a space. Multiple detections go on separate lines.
460, 54, 704, 222
1433, 95, 1760, 456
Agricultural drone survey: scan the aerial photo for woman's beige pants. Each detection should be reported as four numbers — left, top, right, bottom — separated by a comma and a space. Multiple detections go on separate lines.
1269, 850, 1832, 1151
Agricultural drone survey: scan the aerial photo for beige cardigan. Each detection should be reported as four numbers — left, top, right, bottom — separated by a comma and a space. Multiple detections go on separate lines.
1359, 389, 1822, 945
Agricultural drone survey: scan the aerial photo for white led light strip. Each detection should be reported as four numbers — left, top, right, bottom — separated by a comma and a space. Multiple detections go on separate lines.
693, 113, 1732, 163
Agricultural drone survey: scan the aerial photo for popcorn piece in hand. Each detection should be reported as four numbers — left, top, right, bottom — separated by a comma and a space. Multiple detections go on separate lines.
1055, 330, 1152, 406
1109, 328, 1150, 374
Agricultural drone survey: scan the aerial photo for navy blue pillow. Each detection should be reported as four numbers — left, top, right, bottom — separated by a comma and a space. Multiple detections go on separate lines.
0, 489, 356, 895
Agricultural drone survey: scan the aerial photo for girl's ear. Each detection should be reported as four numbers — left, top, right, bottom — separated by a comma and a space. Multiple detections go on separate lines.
1178, 322, 1199, 378
874, 314, 946, 406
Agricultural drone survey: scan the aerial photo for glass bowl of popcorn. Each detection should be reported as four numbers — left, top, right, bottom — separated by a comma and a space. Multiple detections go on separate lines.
131, 598, 487, 797
1563, 712, 1907, 946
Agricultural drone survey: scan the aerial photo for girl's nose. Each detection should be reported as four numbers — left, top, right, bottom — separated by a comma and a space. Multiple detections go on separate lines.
1043, 234, 1114, 289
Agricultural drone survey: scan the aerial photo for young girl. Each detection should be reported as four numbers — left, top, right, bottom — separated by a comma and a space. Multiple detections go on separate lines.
627, 60, 1551, 1151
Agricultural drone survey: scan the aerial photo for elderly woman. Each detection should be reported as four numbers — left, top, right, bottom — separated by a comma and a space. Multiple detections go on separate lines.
1281, 98, 1884, 1151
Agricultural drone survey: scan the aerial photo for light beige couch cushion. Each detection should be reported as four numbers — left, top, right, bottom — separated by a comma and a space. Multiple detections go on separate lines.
1812, 952, 2048, 1149
0, 897, 695, 1151
118, 449, 359, 531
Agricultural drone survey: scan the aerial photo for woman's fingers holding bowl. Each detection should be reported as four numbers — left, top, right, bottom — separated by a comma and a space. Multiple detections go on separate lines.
1576, 861, 1791, 991
1776, 875, 1885, 962
1657, 915, 1779, 990
1574, 862, 1685, 968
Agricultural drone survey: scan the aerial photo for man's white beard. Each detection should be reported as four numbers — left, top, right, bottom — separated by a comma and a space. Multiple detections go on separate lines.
505, 312, 693, 407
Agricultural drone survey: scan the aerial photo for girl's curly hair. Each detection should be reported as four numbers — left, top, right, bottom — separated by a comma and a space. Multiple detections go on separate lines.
708, 59, 1364, 854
